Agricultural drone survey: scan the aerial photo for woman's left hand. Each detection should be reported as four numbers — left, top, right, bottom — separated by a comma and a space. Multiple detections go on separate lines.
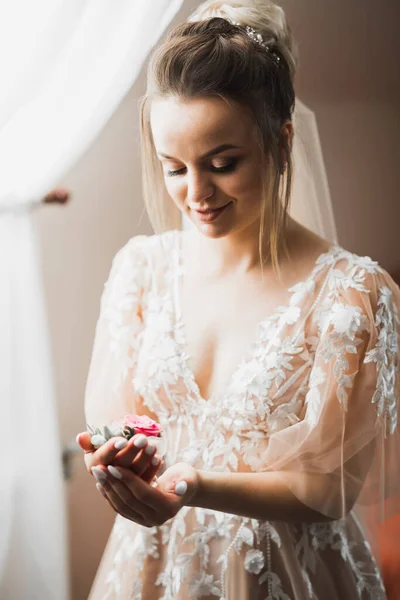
92, 461, 200, 527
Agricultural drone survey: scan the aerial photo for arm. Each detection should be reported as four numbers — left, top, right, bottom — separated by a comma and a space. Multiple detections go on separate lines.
84, 235, 148, 427
189, 469, 334, 523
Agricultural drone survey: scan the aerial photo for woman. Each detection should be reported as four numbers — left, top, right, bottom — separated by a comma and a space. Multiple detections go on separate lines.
77, 1, 400, 598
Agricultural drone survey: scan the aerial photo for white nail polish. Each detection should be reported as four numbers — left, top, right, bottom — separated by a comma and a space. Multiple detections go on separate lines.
175, 481, 188, 496
96, 483, 106, 497
133, 435, 147, 449
91, 467, 107, 484
107, 465, 123, 480
145, 444, 155, 456
151, 455, 160, 466
114, 438, 128, 450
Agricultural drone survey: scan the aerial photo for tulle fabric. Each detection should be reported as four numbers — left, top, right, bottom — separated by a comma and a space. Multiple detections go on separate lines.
85, 235, 150, 428
254, 266, 400, 557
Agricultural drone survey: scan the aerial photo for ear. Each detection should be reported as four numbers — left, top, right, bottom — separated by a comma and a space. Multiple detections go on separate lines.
280, 120, 293, 173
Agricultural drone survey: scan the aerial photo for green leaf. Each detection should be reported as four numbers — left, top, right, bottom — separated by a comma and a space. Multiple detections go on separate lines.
103, 425, 113, 440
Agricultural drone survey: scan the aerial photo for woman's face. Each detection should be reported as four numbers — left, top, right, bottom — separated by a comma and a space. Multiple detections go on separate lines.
150, 95, 265, 239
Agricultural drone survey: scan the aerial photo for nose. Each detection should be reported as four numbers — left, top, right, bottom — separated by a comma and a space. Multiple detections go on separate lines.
186, 169, 214, 206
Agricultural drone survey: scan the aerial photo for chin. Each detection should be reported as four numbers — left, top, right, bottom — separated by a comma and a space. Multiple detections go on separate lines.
191, 219, 234, 239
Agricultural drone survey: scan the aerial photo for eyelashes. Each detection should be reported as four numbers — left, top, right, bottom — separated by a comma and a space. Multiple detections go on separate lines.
166, 159, 239, 178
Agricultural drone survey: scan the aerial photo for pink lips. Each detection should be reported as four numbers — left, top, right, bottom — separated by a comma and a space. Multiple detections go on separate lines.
193, 203, 231, 223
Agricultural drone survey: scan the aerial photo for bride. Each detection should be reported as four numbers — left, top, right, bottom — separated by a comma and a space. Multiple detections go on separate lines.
77, 1, 400, 598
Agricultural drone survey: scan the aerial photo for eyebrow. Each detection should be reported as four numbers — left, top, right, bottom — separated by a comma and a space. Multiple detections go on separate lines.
157, 143, 242, 160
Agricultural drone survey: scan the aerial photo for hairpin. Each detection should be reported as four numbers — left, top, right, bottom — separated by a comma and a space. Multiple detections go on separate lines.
230, 21, 281, 64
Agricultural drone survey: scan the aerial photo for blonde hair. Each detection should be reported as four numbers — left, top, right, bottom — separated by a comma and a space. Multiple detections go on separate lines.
140, 0, 298, 273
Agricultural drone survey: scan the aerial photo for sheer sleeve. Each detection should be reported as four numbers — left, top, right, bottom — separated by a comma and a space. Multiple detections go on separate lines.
258, 267, 400, 523
84, 235, 149, 428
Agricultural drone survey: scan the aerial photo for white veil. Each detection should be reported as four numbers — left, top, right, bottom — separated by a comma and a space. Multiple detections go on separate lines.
290, 99, 337, 243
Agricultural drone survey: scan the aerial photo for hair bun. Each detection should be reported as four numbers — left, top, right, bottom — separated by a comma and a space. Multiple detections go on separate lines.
188, 0, 297, 79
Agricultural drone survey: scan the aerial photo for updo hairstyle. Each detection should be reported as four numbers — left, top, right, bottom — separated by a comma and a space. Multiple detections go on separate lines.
140, 0, 298, 271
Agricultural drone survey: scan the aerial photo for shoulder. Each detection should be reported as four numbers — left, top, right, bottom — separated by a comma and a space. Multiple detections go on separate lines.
310, 246, 400, 343
113, 229, 180, 263
105, 229, 181, 298
320, 245, 399, 305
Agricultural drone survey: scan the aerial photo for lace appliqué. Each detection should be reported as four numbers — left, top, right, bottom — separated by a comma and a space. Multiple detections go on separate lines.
365, 286, 400, 435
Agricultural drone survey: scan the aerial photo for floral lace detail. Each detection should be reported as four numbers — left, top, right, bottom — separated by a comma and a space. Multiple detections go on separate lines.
88, 231, 398, 600
294, 520, 385, 599
102, 235, 149, 394
365, 286, 400, 434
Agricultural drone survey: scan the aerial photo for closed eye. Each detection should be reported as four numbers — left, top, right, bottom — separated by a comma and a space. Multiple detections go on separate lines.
166, 159, 239, 178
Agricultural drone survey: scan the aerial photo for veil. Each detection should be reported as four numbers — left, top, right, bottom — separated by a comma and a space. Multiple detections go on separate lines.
290, 99, 337, 244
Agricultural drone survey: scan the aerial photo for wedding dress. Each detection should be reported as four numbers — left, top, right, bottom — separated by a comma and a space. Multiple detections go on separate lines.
85, 229, 400, 600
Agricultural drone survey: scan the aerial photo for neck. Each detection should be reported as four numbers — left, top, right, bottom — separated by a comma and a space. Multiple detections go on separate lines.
190, 216, 297, 278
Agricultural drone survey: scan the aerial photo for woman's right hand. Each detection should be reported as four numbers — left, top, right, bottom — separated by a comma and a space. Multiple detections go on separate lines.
76, 432, 163, 484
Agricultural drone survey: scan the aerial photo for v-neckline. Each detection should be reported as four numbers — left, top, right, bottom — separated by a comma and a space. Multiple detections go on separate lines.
172, 230, 339, 404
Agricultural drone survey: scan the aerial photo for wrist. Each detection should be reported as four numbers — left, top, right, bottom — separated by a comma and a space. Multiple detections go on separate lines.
186, 468, 205, 507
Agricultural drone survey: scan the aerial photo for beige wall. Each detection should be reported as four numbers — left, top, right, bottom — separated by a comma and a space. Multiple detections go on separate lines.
34, 1, 399, 598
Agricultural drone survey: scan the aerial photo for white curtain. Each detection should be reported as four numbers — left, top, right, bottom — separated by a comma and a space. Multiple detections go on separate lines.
0, 1, 183, 598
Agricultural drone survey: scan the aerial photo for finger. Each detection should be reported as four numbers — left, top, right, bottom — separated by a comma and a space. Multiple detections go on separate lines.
141, 455, 164, 484
95, 472, 151, 526
84, 437, 130, 474
123, 441, 158, 477
105, 465, 171, 515
105, 476, 156, 524
76, 432, 94, 453
84, 433, 152, 475
95, 483, 141, 523
110, 434, 150, 471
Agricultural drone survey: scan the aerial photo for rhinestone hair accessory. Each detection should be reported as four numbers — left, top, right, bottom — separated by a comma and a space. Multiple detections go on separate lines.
231, 21, 281, 65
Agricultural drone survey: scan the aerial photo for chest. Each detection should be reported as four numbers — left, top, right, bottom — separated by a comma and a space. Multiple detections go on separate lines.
179, 273, 295, 401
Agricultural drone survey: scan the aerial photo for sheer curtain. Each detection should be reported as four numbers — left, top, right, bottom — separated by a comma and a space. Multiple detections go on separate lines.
0, 1, 183, 598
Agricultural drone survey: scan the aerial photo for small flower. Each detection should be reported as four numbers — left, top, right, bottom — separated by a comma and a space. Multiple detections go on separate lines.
91, 434, 106, 447
87, 413, 164, 450
321, 303, 367, 340
279, 305, 301, 326
244, 549, 265, 574
188, 573, 221, 598
120, 414, 163, 437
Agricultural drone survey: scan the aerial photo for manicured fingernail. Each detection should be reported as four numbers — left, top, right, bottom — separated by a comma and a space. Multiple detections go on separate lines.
151, 455, 160, 466
76, 433, 81, 444
145, 444, 155, 456
133, 434, 147, 449
91, 466, 107, 484
96, 483, 106, 497
114, 438, 128, 450
174, 481, 188, 496
107, 465, 123, 480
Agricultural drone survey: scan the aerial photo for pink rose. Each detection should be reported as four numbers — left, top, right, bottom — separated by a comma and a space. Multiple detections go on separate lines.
117, 414, 163, 437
